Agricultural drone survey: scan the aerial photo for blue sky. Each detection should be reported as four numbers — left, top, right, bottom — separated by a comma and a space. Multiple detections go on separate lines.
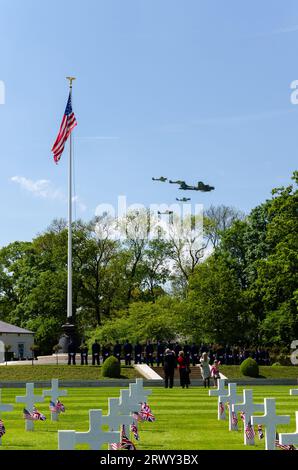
0, 0, 298, 246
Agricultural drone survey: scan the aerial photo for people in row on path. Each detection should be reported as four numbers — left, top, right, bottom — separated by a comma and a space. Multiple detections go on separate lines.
67, 340, 271, 366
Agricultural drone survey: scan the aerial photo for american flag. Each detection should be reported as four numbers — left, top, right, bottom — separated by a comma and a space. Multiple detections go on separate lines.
245, 421, 255, 441
257, 424, 264, 440
111, 425, 136, 451
23, 407, 46, 421
51, 92, 77, 163
121, 425, 136, 451
49, 400, 65, 413
219, 401, 225, 416
131, 422, 139, 441
0, 419, 6, 438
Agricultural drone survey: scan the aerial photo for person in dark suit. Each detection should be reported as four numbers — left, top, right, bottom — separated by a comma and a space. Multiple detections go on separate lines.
145, 340, 154, 367
183, 341, 191, 361
102, 343, 111, 362
163, 348, 176, 388
113, 341, 122, 362
92, 340, 100, 365
124, 340, 133, 365
134, 341, 143, 364
156, 341, 165, 366
68, 340, 76, 365
80, 344, 88, 365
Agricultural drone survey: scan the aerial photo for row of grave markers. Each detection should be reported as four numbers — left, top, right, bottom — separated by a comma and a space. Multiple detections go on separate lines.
0, 378, 152, 450
209, 379, 298, 450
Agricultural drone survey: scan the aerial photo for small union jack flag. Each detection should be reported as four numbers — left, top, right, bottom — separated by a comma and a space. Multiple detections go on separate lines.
275, 440, 296, 451
219, 401, 225, 416
232, 411, 238, 427
257, 424, 264, 440
0, 419, 6, 438
111, 425, 136, 451
140, 403, 155, 422
23, 407, 46, 421
131, 422, 139, 441
49, 400, 65, 413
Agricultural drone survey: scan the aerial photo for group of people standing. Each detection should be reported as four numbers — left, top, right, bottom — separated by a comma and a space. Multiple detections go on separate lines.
163, 349, 221, 389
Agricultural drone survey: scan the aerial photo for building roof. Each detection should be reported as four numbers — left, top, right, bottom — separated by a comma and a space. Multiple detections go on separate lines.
0, 320, 34, 334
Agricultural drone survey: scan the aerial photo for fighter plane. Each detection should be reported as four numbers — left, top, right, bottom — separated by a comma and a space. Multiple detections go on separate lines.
169, 179, 185, 185
176, 197, 191, 202
152, 176, 167, 182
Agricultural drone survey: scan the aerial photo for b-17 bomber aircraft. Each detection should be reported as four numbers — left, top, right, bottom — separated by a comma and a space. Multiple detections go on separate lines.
152, 176, 167, 182
176, 197, 191, 202
179, 181, 215, 192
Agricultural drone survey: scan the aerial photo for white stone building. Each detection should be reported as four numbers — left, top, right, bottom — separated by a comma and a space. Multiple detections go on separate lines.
0, 320, 34, 361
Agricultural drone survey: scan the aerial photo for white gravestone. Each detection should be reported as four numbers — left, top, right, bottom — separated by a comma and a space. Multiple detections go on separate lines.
219, 383, 242, 431
232, 389, 264, 445
129, 378, 152, 406
16, 383, 44, 431
0, 390, 13, 445
279, 411, 298, 447
103, 398, 134, 431
118, 379, 152, 416
58, 409, 120, 450
251, 398, 290, 450
290, 389, 298, 396
103, 398, 135, 450
209, 379, 227, 420
0, 341, 4, 364
42, 379, 67, 421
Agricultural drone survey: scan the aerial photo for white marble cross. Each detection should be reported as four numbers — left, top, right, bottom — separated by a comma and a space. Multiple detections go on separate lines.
279, 411, 298, 447
58, 410, 120, 450
42, 379, 67, 421
129, 378, 152, 406
0, 389, 13, 445
219, 383, 242, 431
251, 398, 290, 450
16, 383, 44, 431
290, 389, 298, 396
232, 389, 264, 445
118, 389, 138, 415
209, 379, 227, 420
103, 398, 134, 431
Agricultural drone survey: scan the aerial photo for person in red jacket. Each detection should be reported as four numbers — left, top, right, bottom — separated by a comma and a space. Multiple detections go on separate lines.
177, 351, 191, 389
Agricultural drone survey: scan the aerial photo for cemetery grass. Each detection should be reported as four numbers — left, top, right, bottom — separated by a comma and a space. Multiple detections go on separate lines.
0, 365, 140, 381
0, 385, 297, 450
221, 365, 298, 379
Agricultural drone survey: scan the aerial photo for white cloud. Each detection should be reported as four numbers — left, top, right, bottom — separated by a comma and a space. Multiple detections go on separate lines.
11, 176, 64, 200
10, 176, 87, 212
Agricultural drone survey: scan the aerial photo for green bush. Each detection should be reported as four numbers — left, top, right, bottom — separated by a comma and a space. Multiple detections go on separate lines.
240, 358, 259, 377
101, 356, 121, 378
272, 362, 281, 367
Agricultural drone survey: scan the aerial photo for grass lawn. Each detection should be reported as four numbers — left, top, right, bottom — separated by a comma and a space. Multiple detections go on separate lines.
0, 365, 140, 382
221, 365, 298, 379
0, 385, 297, 450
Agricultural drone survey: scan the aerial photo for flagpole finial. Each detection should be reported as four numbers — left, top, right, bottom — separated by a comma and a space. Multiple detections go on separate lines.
66, 77, 76, 88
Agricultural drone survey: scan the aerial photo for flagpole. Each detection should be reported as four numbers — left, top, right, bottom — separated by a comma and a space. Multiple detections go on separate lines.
66, 77, 75, 320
